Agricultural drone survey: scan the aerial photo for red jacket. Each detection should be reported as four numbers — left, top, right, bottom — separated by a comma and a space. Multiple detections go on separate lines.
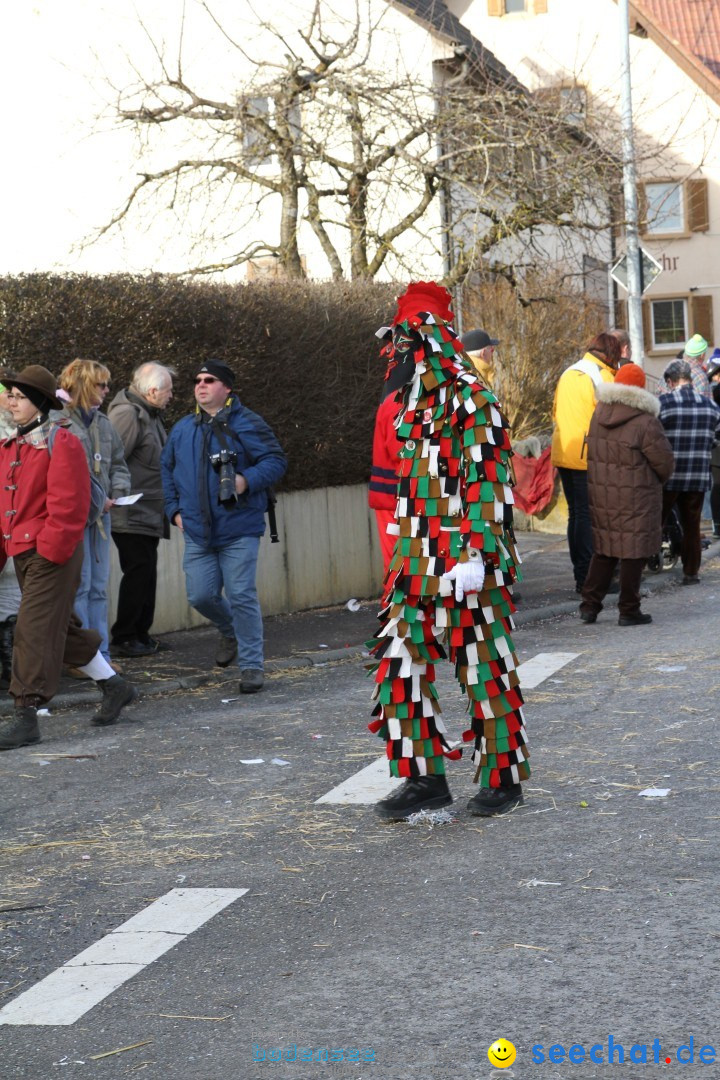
0, 424, 91, 570
369, 394, 403, 511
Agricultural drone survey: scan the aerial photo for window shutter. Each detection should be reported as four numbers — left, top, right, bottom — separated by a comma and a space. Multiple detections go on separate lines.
691, 294, 714, 344
637, 182, 648, 235
488, 0, 504, 14
641, 300, 652, 352
615, 298, 628, 330
534, 0, 548, 11
687, 178, 709, 232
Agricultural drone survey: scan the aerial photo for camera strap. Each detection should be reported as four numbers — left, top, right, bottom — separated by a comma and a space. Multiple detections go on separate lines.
210, 417, 280, 544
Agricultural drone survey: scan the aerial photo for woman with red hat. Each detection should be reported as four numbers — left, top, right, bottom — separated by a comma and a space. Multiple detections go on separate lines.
579, 363, 675, 625
0, 365, 136, 750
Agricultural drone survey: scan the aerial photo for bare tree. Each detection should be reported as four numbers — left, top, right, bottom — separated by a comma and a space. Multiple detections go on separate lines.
463, 272, 605, 440
94, 0, 699, 290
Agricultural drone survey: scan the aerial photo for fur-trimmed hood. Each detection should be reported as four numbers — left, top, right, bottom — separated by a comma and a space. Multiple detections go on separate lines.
595, 380, 660, 427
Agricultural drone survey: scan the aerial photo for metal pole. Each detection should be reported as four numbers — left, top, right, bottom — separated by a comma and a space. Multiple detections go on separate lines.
619, 0, 644, 366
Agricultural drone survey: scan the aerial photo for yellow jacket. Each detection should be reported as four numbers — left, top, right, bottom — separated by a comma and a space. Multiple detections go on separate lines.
550, 353, 616, 470
468, 353, 494, 388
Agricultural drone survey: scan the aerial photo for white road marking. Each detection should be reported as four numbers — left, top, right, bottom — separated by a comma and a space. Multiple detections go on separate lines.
517, 651, 579, 689
316, 755, 404, 805
0, 888, 246, 1026
316, 650, 580, 805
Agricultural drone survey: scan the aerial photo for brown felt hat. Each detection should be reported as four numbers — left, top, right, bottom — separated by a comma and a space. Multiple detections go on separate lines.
4, 365, 63, 411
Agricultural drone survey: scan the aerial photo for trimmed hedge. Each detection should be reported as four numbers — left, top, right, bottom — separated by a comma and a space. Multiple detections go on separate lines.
0, 274, 397, 492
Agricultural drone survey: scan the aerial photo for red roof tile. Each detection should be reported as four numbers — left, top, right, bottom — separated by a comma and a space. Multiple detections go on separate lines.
637, 0, 720, 81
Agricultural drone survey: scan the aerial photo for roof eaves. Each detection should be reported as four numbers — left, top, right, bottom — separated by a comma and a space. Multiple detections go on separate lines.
387, 0, 522, 89
619, 0, 720, 106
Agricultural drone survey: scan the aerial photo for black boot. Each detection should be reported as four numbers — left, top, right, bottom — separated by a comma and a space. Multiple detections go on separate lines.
0, 616, 16, 686
0, 706, 41, 750
240, 668, 264, 694
467, 783, 524, 817
92, 675, 137, 726
375, 775, 452, 821
618, 611, 653, 625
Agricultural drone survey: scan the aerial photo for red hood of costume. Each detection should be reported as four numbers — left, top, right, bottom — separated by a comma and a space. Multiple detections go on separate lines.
393, 282, 454, 326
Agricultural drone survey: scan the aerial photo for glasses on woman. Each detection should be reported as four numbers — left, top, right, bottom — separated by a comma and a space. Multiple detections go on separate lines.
194, 377, 219, 385
6, 393, 28, 402
95, 382, 110, 389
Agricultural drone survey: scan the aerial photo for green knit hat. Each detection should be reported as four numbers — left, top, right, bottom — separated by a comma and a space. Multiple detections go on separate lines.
685, 333, 708, 358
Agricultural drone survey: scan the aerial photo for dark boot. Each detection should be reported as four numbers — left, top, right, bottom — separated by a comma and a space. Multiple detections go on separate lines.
0, 616, 16, 686
375, 775, 452, 821
0, 706, 41, 750
92, 675, 137, 726
467, 783, 524, 817
216, 634, 238, 667
618, 611, 653, 625
239, 668, 264, 694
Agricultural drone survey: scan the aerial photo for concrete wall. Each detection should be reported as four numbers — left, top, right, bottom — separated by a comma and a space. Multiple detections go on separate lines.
107, 484, 386, 632
107, 480, 561, 633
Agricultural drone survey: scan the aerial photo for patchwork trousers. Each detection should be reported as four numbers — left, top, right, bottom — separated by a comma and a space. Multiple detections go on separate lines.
369, 578, 530, 789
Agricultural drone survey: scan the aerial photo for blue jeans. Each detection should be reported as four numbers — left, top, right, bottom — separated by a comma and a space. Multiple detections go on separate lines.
558, 467, 593, 589
182, 535, 263, 669
74, 513, 112, 661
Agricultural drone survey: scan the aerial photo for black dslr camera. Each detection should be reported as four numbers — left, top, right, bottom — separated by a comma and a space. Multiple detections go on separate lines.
209, 449, 238, 508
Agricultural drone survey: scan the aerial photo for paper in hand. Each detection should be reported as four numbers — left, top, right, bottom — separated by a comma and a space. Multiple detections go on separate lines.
114, 493, 144, 505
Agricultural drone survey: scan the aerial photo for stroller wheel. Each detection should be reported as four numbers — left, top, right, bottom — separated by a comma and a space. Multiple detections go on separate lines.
646, 553, 661, 573
662, 552, 679, 570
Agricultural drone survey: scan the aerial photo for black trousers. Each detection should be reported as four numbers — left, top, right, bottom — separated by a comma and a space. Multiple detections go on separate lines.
661, 490, 704, 577
580, 554, 645, 618
558, 467, 593, 588
111, 532, 160, 643
710, 465, 720, 525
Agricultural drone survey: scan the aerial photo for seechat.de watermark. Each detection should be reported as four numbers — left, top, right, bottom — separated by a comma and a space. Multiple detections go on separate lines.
531, 1036, 716, 1066
252, 1044, 375, 1064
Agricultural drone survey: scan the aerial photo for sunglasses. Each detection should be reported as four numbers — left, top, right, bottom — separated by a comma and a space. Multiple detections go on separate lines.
194, 376, 219, 385
95, 382, 110, 389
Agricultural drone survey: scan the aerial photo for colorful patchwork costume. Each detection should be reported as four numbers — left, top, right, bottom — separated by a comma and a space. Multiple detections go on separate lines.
368, 282, 530, 820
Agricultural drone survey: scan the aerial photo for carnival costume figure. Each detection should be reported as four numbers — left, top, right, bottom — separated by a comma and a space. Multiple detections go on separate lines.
368, 282, 530, 820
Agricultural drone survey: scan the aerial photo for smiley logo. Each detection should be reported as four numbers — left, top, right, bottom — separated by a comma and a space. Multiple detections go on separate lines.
487, 1039, 516, 1068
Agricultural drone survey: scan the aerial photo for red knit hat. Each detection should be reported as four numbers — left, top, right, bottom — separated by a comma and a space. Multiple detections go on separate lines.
615, 362, 646, 388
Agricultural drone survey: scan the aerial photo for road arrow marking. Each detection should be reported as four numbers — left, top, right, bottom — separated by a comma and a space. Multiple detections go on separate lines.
0, 888, 247, 1026
316, 650, 580, 805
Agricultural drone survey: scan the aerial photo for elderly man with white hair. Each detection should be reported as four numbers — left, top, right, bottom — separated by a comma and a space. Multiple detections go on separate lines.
108, 362, 174, 657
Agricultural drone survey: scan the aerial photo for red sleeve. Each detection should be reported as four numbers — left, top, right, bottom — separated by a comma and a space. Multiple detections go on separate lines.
35, 429, 91, 564
369, 395, 403, 510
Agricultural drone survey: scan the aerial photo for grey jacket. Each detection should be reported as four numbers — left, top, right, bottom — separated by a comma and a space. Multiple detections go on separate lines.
51, 407, 131, 501
107, 388, 169, 538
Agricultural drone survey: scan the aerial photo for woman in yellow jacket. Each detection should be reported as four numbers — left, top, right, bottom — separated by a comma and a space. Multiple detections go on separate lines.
551, 333, 620, 590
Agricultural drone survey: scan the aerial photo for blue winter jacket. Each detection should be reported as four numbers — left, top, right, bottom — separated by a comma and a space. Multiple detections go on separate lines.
161, 397, 286, 548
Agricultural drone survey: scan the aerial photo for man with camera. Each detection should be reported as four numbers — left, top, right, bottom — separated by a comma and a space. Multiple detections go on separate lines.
161, 360, 286, 693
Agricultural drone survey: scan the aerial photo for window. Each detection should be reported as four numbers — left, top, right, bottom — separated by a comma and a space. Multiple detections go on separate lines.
487, 0, 547, 12
242, 96, 271, 163
559, 86, 587, 126
241, 96, 302, 165
583, 255, 610, 314
651, 298, 687, 349
645, 182, 684, 234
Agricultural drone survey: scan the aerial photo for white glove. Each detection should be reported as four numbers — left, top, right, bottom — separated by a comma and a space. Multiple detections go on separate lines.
442, 556, 485, 602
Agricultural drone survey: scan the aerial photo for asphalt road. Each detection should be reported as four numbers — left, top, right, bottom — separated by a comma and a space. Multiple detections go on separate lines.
1, 564, 719, 1080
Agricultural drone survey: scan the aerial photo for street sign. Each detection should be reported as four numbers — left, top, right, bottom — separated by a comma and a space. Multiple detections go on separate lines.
610, 248, 663, 294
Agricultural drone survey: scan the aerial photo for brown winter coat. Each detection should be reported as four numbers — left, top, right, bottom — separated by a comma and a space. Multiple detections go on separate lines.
587, 382, 675, 559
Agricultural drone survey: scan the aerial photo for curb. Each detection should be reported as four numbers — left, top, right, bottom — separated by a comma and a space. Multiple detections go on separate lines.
5, 542, 717, 718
